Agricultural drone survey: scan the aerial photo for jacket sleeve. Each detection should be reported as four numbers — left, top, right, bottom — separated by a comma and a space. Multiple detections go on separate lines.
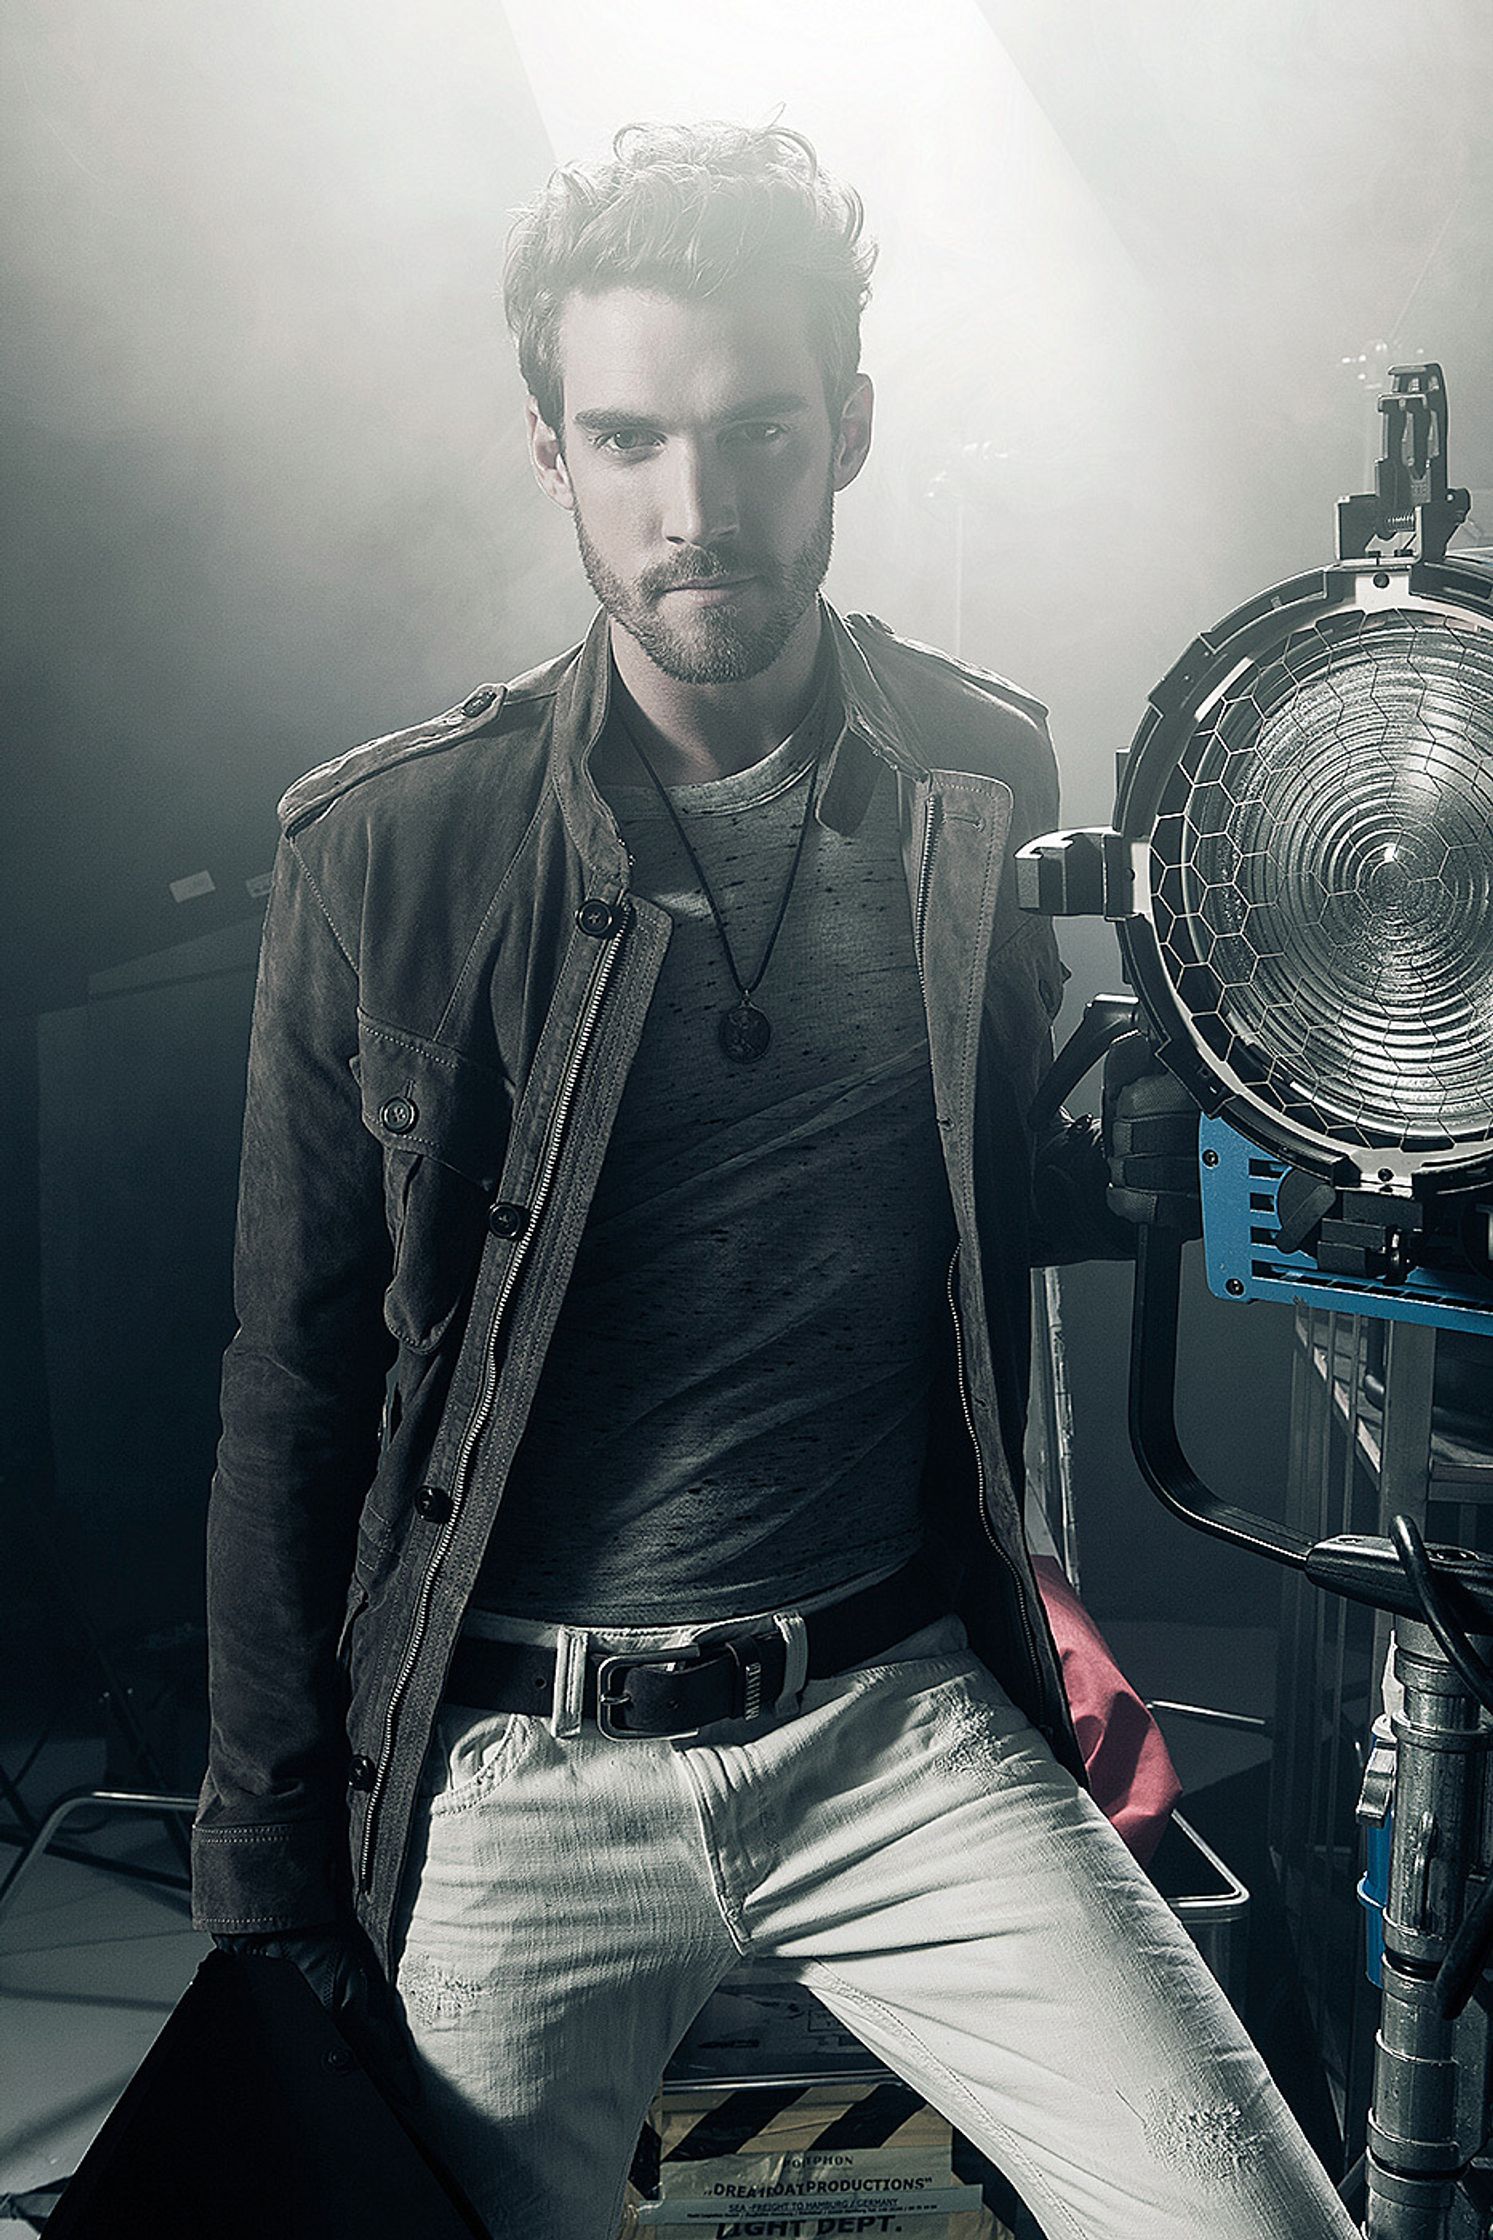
192, 831, 394, 1933
1030, 1089, 1138, 1266
994, 713, 1137, 1270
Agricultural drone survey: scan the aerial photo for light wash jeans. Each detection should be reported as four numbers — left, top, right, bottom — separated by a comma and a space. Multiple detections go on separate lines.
391, 1611, 1358, 2240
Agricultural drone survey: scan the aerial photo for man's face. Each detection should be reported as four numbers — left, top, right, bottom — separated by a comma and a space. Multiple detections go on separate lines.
527, 282, 872, 683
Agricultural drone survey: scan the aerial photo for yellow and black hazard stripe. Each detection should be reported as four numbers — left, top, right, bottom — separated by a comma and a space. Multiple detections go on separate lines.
625, 2079, 1040, 2238
632, 2077, 929, 2193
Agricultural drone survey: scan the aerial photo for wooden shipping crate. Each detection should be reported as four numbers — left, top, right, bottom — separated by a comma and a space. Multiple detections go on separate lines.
621, 2079, 1011, 2237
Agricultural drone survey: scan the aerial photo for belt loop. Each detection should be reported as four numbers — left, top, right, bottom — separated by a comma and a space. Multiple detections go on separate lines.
552, 1627, 589, 1739
773, 1609, 810, 1713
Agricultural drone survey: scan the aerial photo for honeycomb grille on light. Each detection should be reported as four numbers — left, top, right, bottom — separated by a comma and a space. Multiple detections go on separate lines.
1148, 608, 1493, 1156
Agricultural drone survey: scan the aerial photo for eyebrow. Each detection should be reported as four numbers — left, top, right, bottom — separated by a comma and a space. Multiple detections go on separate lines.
570, 392, 812, 432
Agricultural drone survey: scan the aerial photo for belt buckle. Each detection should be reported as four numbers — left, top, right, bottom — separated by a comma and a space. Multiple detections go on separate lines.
593, 1637, 770, 1740
594, 1645, 707, 1741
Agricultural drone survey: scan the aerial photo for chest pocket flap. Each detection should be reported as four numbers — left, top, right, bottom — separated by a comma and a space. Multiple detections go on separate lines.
354, 1014, 511, 1349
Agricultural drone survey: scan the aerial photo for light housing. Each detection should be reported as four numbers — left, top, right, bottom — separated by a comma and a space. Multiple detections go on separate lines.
1019, 365, 1493, 1205
1112, 553, 1493, 1195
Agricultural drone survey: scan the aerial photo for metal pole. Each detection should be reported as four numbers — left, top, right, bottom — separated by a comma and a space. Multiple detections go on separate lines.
0, 1788, 199, 1931
1366, 1616, 1493, 2238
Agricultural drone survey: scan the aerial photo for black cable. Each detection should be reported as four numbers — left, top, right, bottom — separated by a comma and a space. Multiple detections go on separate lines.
1389, 1514, 1493, 1719
1435, 1872, 1493, 2021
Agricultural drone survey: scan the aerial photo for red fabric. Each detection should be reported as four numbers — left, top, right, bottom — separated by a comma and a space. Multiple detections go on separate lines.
1031, 1555, 1181, 1867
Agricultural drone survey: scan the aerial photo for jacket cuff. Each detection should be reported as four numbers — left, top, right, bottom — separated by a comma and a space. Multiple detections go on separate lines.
190, 1815, 349, 1936
1032, 1112, 1138, 1265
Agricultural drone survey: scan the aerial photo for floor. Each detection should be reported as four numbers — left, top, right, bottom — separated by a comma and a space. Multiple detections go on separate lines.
0, 1623, 1283, 2235
0, 1739, 205, 2236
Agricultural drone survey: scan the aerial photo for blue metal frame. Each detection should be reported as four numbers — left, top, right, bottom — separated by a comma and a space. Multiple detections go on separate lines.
1199, 1115, 1493, 1333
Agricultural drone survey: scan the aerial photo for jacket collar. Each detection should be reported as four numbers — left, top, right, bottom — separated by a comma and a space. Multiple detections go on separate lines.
821, 604, 927, 775
546, 609, 629, 880
816, 603, 929, 834
547, 598, 930, 870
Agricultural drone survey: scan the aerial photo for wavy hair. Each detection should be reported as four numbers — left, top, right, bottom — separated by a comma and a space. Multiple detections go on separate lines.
504, 121, 876, 433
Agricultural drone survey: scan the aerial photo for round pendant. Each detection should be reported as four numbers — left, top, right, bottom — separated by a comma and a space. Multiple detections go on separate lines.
720, 999, 771, 1063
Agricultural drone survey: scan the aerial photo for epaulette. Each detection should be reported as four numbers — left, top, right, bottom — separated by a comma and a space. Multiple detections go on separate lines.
849, 612, 1049, 725
276, 683, 509, 833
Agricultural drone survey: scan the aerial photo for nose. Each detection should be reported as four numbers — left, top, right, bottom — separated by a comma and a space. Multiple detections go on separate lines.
662, 438, 739, 550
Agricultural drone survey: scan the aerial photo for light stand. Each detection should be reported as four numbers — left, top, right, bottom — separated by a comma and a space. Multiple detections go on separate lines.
1130, 1222, 1493, 2239
1017, 364, 1493, 2235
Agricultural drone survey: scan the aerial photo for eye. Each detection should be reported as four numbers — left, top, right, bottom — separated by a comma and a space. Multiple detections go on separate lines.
727, 421, 787, 447
596, 427, 662, 456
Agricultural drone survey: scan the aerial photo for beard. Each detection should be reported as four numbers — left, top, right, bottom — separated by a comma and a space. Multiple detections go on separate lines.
572, 486, 834, 683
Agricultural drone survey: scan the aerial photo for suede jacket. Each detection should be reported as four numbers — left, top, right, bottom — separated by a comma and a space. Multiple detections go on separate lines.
191, 602, 1134, 1972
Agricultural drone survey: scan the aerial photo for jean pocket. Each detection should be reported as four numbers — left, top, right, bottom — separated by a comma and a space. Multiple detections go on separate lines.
421, 1703, 541, 1816
803, 1615, 972, 1719
878, 1613, 970, 1666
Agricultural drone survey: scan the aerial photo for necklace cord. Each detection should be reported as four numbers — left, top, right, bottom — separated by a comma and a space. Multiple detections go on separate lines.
616, 710, 822, 1001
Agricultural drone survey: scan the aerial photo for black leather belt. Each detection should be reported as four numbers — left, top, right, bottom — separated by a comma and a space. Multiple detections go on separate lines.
444, 1559, 947, 1740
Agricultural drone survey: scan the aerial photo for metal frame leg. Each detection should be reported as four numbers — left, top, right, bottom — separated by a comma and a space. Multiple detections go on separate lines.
0, 1789, 199, 1935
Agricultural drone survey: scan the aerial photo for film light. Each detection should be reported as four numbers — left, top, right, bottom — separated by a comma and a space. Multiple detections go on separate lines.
1020, 365, 1493, 1206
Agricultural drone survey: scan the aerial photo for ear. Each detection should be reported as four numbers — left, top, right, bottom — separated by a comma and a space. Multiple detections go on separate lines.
526, 396, 575, 511
832, 372, 874, 491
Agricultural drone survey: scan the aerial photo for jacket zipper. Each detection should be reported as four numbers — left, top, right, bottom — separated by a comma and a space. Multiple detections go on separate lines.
923, 787, 1041, 1673
945, 1248, 1044, 1681
357, 918, 628, 1889
913, 790, 940, 988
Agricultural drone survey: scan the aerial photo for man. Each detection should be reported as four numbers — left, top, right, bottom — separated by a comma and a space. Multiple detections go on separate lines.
195, 124, 1357, 2238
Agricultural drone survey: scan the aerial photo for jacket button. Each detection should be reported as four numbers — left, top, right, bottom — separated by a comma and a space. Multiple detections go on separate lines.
461, 687, 497, 717
576, 898, 626, 939
487, 1201, 529, 1240
348, 1754, 377, 1792
414, 1484, 452, 1522
379, 1096, 418, 1134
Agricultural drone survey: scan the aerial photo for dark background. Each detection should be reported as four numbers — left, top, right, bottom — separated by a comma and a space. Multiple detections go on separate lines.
3, 1, 1491, 1754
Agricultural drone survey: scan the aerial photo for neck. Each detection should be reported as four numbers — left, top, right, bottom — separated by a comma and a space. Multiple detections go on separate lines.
606, 605, 824, 786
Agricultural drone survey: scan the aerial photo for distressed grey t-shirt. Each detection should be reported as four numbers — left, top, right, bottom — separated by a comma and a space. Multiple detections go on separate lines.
472, 698, 957, 1623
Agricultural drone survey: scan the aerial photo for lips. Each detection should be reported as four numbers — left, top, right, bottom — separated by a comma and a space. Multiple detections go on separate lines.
661, 574, 756, 597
